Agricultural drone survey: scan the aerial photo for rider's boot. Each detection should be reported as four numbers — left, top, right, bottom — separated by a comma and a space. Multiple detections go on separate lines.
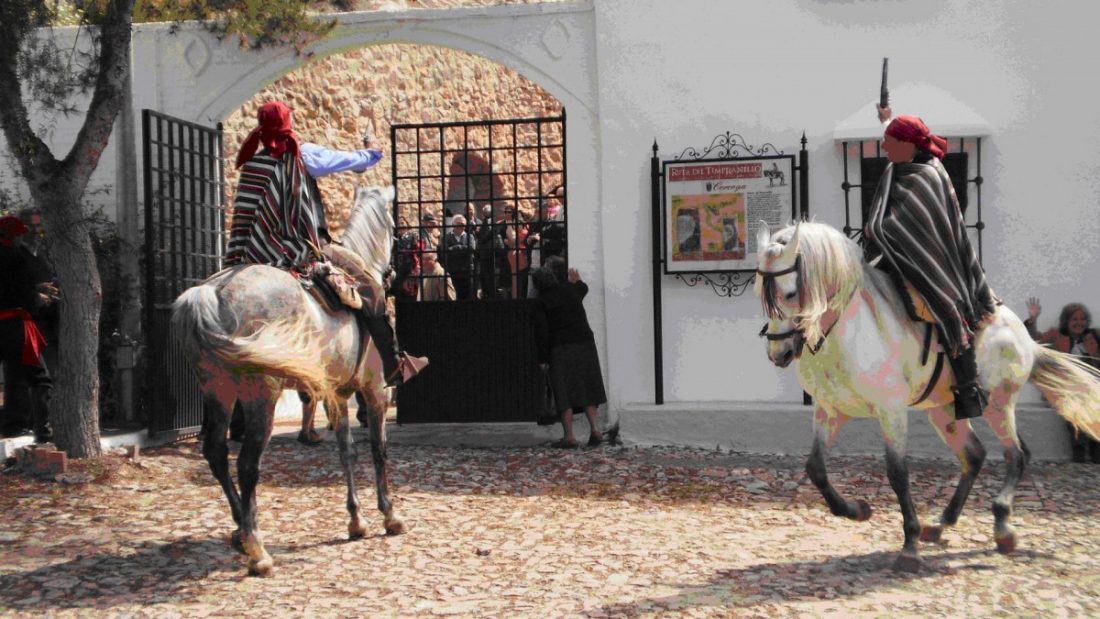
357, 278, 427, 388
949, 346, 988, 420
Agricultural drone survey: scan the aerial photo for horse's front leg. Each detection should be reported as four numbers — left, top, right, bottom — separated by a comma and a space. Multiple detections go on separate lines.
921, 407, 985, 544
297, 391, 322, 445
362, 388, 405, 535
805, 407, 872, 521
329, 394, 368, 540
879, 410, 922, 572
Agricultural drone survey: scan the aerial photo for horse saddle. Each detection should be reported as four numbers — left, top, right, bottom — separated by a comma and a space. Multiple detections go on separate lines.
301, 262, 363, 313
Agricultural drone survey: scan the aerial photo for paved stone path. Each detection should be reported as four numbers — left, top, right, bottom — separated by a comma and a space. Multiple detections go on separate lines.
1, 427, 1098, 618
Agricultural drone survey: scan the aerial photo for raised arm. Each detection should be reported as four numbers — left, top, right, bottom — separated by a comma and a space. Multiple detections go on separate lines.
299, 140, 383, 178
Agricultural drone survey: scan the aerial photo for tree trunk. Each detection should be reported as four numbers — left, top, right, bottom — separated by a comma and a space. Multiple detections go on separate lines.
39, 184, 103, 459
0, 0, 134, 459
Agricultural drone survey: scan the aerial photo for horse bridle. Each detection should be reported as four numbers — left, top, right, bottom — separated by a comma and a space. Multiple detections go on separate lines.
756, 253, 804, 346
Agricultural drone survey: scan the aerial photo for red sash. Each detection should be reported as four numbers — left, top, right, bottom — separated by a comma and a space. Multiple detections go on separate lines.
0, 308, 47, 366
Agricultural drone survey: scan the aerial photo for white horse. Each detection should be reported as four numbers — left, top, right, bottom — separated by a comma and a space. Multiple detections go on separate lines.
754, 221, 1100, 572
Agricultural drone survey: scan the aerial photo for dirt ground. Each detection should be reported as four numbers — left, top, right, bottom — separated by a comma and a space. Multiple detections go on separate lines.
1, 424, 1099, 618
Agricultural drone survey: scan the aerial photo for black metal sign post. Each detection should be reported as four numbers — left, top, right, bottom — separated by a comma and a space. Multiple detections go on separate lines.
650, 132, 809, 405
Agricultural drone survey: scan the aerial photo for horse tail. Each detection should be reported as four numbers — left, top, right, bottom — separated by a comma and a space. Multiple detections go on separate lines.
171, 284, 237, 367
171, 284, 333, 398
1029, 345, 1100, 442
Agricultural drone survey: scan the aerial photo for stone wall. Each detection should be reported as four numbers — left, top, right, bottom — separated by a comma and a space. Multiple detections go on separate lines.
222, 43, 562, 236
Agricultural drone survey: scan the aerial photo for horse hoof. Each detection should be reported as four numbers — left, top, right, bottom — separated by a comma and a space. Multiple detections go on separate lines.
892, 552, 922, 573
853, 499, 873, 522
384, 518, 406, 536
920, 524, 943, 543
230, 530, 245, 553
995, 532, 1017, 555
248, 556, 275, 577
348, 519, 368, 540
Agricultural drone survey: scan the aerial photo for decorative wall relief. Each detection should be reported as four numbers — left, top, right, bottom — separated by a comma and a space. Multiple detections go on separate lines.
541, 19, 569, 59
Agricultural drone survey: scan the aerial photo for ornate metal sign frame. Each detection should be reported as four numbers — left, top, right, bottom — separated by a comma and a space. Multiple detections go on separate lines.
648, 131, 809, 404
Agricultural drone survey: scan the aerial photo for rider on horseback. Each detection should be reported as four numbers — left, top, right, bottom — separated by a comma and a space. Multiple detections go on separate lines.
227, 100, 425, 387
863, 106, 998, 420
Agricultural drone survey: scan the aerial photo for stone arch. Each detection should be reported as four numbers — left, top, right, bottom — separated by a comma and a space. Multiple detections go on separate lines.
219, 41, 567, 230
193, 7, 597, 130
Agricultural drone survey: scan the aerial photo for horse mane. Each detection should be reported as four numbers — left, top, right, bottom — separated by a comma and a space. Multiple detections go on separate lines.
338, 185, 394, 281
776, 222, 865, 348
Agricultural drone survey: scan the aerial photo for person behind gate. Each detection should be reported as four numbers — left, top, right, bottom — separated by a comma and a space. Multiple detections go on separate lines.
863, 105, 998, 421
226, 100, 425, 388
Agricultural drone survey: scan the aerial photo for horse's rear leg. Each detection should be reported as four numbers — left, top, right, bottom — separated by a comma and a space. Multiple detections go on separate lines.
328, 394, 368, 540
805, 408, 872, 521
200, 390, 244, 550
984, 383, 1028, 554
236, 387, 278, 576
921, 408, 985, 543
361, 387, 404, 535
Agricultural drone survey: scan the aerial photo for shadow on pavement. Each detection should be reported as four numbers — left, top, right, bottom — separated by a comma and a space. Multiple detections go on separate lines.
596, 546, 1057, 616
0, 537, 236, 612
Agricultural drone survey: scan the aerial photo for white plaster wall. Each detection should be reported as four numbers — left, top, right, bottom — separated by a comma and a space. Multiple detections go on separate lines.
6, 0, 1098, 421
594, 0, 1100, 409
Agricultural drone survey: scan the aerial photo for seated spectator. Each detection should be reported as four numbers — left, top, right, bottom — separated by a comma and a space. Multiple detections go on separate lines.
417, 250, 456, 302
443, 214, 478, 300
532, 256, 606, 449
1024, 297, 1100, 463
0, 211, 58, 443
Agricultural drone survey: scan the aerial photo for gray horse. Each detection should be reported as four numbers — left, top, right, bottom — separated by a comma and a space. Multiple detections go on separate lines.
171, 185, 403, 576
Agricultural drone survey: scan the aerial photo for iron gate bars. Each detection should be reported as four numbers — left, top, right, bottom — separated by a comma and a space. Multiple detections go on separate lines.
390, 112, 566, 302
141, 110, 225, 437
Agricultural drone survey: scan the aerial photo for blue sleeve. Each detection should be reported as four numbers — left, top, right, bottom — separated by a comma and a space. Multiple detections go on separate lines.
299, 142, 383, 178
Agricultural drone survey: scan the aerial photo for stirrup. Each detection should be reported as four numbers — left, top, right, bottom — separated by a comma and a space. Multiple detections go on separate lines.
386, 352, 429, 387
951, 382, 989, 420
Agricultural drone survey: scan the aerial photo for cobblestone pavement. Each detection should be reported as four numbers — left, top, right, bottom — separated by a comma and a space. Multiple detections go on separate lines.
1, 425, 1099, 618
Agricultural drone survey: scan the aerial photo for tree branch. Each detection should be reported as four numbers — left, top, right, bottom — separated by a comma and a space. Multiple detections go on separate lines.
0, 49, 60, 189
63, 0, 136, 188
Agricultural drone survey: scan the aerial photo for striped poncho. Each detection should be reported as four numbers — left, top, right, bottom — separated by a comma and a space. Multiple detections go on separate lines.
225, 151, 323, 269
864, 156, 997, 357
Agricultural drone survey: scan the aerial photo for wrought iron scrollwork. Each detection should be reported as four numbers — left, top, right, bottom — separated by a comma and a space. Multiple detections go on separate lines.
674, 271, 756, 298
674, 132, 785, 161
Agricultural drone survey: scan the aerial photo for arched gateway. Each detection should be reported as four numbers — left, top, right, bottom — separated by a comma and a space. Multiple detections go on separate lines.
134, 2, 604, 434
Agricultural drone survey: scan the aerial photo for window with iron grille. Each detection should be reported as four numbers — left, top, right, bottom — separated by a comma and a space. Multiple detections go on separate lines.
390, 113, 567, 302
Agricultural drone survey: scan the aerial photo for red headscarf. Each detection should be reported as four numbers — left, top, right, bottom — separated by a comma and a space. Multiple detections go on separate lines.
235, 101, 301, 169
885, 115, 948, 160
0, 215, 28, 248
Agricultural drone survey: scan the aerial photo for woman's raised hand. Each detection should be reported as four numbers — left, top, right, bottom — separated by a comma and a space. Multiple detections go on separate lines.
1026, 296, 1042, 321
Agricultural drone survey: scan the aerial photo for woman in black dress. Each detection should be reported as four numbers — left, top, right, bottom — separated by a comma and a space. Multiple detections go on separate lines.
533, 256, 606, 448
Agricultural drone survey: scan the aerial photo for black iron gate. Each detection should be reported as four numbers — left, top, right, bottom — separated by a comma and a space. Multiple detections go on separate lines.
390, 113, 566, 423
142, 110, 226, 437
